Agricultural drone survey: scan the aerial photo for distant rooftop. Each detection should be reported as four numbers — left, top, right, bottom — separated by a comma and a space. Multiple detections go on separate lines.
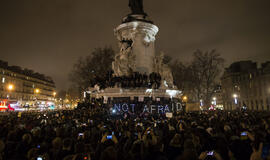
225, 60, 270, 74
226, 61, 257, 73
0, 59, 54, 84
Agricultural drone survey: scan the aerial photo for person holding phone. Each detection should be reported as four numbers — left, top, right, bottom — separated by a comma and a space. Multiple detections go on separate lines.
142, 127, 157, 146
250, 142, 270, 160
101, 132, 118, 144
240, 131, 248, 140
198, 151, 223, 160
77, 132, 84, 140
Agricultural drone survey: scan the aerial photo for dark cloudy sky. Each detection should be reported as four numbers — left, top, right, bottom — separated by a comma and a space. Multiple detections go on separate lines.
0, 0, 270, 90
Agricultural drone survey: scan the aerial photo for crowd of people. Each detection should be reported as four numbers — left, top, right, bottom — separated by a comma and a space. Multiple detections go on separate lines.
93, 71, 162, 89
0, 107, 270, 160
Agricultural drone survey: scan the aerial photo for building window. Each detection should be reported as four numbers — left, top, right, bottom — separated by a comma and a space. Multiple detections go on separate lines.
255, 100, 258, 110
261, 99, 264, 110
267, 98, 270, 111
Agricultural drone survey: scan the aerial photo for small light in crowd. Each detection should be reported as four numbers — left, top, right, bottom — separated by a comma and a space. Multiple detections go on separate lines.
213, 97, 216, 101
53, 92, 56, 96
112, 109, 116, 113
233, 94, 237, 98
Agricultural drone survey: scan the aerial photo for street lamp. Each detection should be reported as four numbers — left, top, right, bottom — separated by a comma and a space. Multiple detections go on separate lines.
35, 88, 40, 94
233, 94, 238, 104
34, 89, 40, 108
212, 97, 217, 105
183, 96, 187, 102
7, 84, 14, 91
6, 84, 14, 99
53, 92, 57, 105
182, 96, 188, 112
200, 99, 203, 106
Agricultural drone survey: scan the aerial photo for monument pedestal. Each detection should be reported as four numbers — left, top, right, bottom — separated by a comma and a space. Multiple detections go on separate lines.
91, 87, 181, 100
113, 15, 158, 76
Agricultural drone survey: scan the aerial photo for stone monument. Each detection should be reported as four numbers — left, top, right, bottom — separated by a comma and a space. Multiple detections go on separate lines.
91, 0, 181, 102
113, 0, 157, 74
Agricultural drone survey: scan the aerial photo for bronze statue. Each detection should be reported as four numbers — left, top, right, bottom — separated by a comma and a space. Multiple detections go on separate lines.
129, 0, 144, 14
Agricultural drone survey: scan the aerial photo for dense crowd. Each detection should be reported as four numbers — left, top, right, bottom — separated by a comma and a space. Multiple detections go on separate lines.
93, 72, 162, 89
0, 107, 270, 160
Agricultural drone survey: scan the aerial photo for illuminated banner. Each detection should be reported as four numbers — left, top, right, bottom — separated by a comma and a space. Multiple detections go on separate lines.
111, 103, 183, 114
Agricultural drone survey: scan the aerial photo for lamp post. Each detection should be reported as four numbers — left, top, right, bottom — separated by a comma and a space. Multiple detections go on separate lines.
209, 97, 217, 110
35, 89, 40, 94
53, 92, 56, 101
52, 92, 57, 109
34, 88, 40, 108
233, 94, 238, 110
183, 96, 187, 102
182, 96, 187, 112
7, 84, 14, 99
200, 99, 203, 109
233, 94, 238, 104
7, 84, 14, 91
212, 97, 217, 105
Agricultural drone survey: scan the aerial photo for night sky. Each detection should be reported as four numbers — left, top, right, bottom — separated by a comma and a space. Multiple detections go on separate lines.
0, 0, 270, 90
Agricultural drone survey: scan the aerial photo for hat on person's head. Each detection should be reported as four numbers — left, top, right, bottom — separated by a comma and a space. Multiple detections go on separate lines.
206, 127, 213, 135
197, 126, 204, 130
224, 125, 231, 132
52, 137, 62, 150
22, 133, 32, 145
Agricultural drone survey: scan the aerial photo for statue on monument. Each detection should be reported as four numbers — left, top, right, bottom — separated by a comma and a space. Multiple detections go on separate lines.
112, 41, 136, 76
154, 52, 174, 88
129, 0, 145, 14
